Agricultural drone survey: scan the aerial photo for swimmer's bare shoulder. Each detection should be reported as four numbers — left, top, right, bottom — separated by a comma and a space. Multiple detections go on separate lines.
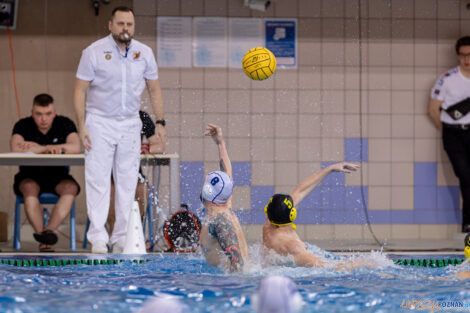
455, 271, 470, 280
208, 213, 244, 272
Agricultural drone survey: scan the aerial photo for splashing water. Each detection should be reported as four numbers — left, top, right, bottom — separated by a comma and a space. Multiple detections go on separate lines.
0, 249, 469, 313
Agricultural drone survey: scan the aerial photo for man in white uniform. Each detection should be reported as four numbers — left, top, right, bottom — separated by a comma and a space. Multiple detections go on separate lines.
429, 36, 470, 233
74, 6, 166, 253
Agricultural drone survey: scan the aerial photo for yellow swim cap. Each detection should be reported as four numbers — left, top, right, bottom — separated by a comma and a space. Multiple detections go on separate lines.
264, 194, 297, 230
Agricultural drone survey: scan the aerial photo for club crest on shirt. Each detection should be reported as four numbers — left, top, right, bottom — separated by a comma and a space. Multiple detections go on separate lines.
52, 138, 58, 143
133, 52, 141, 60
105, 53, 112, 60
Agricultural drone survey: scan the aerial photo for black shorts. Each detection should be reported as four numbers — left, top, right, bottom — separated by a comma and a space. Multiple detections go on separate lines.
13, 171, 81, 197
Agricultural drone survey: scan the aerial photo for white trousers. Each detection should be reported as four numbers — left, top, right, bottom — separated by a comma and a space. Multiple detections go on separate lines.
85, 113, 141, 246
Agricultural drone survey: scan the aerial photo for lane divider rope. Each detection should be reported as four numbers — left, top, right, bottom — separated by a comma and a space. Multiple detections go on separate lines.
0, 259, 151, 267
0, 258, 465, 267
393, 258, 464, 267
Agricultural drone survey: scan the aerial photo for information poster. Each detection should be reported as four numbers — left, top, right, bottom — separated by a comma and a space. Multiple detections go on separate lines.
265, 19, 297, 68
193, 17, 228, 67
228, 18, 263, 68
157, 17, 192, 68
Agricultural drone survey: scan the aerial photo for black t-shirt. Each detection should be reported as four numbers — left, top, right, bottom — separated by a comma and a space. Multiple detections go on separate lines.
139, 110, 155, 139
12, 116, 78, 175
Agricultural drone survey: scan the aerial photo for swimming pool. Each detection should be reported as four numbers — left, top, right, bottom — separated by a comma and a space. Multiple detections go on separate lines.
0, 246, 469, 313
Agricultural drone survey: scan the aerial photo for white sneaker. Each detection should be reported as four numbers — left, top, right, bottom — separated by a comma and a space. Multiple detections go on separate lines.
112, 240, 125, 254
91, 241, 108, 254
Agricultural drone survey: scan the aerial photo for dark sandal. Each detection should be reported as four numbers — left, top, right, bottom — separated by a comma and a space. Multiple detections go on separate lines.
34, 230, 58, 245
39, 244, 55, 252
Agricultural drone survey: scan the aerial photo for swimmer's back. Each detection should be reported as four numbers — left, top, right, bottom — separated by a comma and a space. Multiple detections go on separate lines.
201, 209, 248, 271
262, 219, 305, 256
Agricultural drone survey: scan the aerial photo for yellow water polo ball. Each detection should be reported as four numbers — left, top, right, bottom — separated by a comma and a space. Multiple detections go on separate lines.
242, 47, 276, 81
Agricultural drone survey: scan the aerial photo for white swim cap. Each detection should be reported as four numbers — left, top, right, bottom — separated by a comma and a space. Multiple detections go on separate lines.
201, 171, 234, 204
138, 297, 188, 313
252, 276, 303, 313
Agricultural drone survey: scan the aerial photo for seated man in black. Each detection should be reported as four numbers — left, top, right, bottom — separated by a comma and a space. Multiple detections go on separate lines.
10, 94, 81, 252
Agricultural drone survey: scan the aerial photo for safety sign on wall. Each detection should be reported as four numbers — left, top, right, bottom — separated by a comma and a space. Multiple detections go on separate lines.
265, 19, 297, 69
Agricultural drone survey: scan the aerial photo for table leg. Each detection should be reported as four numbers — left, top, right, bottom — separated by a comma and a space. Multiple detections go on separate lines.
169, 157, 180, 211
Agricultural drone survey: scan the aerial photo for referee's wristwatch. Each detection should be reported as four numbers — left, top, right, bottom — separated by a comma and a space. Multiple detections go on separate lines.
155, 119, 166, 127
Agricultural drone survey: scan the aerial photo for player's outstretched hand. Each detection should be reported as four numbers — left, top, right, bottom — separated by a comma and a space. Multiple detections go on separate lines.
329, 162, 360, 173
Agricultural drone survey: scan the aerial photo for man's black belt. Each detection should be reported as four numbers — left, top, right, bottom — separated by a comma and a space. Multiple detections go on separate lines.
443, 123, 470, 130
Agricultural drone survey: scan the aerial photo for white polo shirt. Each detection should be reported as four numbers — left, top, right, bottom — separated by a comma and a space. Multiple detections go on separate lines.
431, 66, 470, 125
76, 34, 158, 118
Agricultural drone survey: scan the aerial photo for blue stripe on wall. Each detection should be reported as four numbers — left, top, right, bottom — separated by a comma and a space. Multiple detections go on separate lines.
414, 186, 437, 210
321, 162, 345, 186
193, 158, 460, 225
251, 186, 275, 210
391, 210, 414, 224
232, 162, 251, 186
244, 183, 460, 224
234, 209, 252, 225
250, 186, 274, 224
437, 186, 460, 210
322, 186, 345, 209
297, 188, 322, 210
414, 162, 437, 186
414, 209, 438, 224
180, 162, 204, 212
345, 138, 368, 162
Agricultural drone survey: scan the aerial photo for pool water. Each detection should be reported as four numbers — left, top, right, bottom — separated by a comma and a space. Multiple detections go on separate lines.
0, 245, 469, 313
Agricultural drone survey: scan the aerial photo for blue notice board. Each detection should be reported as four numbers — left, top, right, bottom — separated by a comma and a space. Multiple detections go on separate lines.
265, 19, 297, 68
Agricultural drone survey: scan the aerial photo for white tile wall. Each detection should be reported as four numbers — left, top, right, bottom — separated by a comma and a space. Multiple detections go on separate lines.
369, 91, 391, 114
368, 163, 392, 186
369, 138, 391, 162
299, 90, 322, 113
204, 69, 228, 89
128, 0, 467, 242
368, 115, 392, 138
321, 138, 344, 161
391, 91, 414, 114
391, 186, 414, 210
252, 161, 275, 186
414, 139, 438, 162
251, 90, 275, 113
391, 163, 414, 186
275, 162, 299, 186
322, 90, 345, 114
321, 115, 345, 138
275, 114, 298, 137
298, 139, 322, 162
228, 90, 250, 113
391, 139, 414, 162
391, 115, 414, 138
275, 138, 298, 162
299, 114, 322, 137
204, 90, 228, 113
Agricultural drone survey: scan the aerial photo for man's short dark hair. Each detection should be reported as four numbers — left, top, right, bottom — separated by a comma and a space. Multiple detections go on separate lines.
33, 94, 53, 107
456, 36, 470, 54
111, 6, 134, 19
